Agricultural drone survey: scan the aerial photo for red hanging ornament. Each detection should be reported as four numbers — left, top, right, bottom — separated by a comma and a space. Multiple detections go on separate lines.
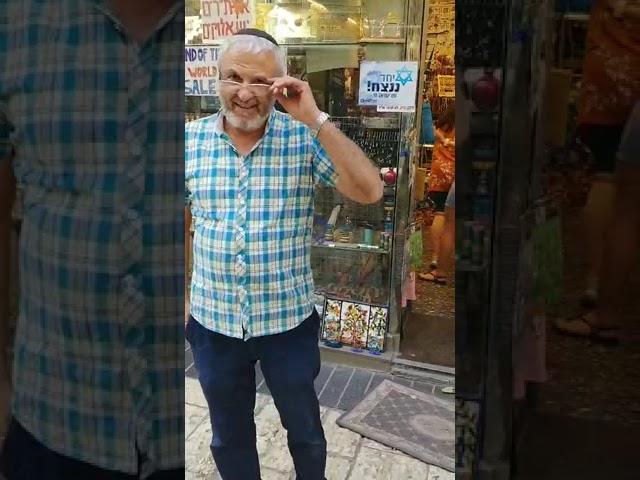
383, 169, 397, 185
471, 69, 500, 111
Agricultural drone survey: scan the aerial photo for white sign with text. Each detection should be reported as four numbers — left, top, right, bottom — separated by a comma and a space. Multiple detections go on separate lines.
201, 0, 255, 43
185, 45, 219, 96
358, 61, 419, 112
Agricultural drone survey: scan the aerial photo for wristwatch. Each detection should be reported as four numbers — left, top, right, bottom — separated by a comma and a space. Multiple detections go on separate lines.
310, 111, 330, 137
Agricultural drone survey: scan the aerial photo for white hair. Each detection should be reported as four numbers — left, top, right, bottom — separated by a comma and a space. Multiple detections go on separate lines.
218, 35, 287, 76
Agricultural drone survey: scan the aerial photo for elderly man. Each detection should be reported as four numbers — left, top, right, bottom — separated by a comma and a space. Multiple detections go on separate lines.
185, 29, 382, 480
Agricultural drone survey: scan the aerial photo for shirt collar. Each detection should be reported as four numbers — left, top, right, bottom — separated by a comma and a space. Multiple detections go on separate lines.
90, 1, 184, 42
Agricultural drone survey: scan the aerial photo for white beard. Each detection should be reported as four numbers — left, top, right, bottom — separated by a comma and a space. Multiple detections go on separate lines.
219, 96, 274, 132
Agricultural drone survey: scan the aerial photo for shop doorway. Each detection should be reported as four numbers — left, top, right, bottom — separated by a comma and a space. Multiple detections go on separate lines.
511, 7, 640, 477
399, 211, 455, 368
397, 0, 455, 370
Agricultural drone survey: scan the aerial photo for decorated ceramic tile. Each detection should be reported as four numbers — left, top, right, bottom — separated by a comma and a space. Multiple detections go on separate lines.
321, 298, 343, 342
366, 306, 388, 352
351, 303, 371, 350
339, 302, 369, 346
455, 398, 480, 474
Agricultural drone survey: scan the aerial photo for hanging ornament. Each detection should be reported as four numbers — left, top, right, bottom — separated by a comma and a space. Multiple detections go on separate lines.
471, 69, 500, 111
383, 168, 397, 185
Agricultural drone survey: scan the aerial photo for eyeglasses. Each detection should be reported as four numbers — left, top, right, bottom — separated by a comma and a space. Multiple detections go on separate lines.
219, 79, 272, 95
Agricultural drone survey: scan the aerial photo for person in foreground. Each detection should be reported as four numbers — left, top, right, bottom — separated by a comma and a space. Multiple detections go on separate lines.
185, 29, 383, 480
1, 1, 185, 478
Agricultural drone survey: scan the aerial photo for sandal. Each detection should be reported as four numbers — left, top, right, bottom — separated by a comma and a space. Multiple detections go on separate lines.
553, 314, 620, 346
579, 289, 598, 309
418, 272, 448, 285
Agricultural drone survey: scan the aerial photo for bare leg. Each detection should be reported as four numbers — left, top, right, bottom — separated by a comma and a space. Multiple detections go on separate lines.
436, 206, 455, 279
588, 163, 640, 332
430, 212, 445, 266
418, 208, 454, 282
581, 176, 616, 296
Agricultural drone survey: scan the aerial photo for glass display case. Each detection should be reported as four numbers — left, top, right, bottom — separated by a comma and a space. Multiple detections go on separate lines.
254, 0, 409, 44
258, 0, 424, 355
185, 0, 426, 356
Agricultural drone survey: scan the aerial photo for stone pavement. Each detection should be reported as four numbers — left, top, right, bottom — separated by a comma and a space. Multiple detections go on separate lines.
186, 376, 454, 480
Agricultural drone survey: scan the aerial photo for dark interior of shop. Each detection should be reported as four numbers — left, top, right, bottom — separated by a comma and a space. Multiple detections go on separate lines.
509, 5, 640, 479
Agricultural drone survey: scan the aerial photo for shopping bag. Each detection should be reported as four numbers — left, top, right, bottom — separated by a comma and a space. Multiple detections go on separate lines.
532, 212, 563, 309
420, 102, 436, 145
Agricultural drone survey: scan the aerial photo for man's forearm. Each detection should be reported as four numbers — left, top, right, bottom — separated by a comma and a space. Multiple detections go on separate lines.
266, 75, 382, 203
315, 121, 383, 204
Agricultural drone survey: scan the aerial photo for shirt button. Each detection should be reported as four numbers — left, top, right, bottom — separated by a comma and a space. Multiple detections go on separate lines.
131, 144, 142, 157
123, 274, 135, 288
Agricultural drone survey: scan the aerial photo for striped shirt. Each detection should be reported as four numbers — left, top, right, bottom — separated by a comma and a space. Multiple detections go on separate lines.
0, 1, 184, 476
185, 110, 338, 339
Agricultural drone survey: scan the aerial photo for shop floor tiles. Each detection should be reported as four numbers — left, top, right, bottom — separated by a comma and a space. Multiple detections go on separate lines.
537, 206, 640, 425
399, 223, 456, 368
515, 413, 639, 480
412, 275, 455, 319
515, 203, 640, 479
336, 379, 455, 472
399, 312, 455, 367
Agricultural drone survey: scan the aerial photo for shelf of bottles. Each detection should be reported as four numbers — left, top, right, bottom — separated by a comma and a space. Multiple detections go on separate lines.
254, 0, 412, 45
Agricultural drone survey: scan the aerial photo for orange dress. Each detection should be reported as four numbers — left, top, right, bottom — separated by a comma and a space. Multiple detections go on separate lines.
429, 127, 455, 192
577, 0, 640, 127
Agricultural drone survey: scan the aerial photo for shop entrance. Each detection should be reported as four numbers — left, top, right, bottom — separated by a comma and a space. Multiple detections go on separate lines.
398, 211, 455, 368
398, 0, 455, 369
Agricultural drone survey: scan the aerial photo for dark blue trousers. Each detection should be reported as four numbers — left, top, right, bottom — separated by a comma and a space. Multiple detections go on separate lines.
186, 310, 327, 480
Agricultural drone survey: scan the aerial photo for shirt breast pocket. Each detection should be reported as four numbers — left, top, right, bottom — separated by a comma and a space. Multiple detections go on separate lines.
248, 161, 311, 226
190, 165, 237, 222
20, 54, 125, 180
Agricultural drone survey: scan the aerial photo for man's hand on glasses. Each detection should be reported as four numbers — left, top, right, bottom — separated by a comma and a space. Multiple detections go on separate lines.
267, 76, 321, 128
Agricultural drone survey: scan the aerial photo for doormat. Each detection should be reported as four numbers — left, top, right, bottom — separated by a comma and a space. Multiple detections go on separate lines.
336, 380, 454, 472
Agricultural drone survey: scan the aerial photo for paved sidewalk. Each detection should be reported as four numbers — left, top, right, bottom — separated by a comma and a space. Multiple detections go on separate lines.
186, 377, 454, 480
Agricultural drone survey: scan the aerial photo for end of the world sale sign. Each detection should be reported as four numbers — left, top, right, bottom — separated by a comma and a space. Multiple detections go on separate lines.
185, 45, 219, 96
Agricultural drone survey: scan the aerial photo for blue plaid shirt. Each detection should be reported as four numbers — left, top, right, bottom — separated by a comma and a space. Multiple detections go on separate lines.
185, 110, 338, 339
0, 1, 184, 476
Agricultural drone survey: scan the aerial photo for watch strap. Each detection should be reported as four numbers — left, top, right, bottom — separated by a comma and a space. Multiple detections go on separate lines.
312, 111, 330, 137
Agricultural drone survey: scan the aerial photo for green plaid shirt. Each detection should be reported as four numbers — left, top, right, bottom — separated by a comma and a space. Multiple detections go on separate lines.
0, 1, 184, 475
185, 110, 338, 339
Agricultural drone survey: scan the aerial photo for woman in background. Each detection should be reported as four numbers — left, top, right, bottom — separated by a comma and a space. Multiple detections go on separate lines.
420, 182, 455, 284
420, 102, 455, 282
555, 0, 639, 340
568, 0, 640, 307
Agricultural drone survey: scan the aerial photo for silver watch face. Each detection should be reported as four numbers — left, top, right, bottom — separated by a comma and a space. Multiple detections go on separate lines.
316, 112, 328, 130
